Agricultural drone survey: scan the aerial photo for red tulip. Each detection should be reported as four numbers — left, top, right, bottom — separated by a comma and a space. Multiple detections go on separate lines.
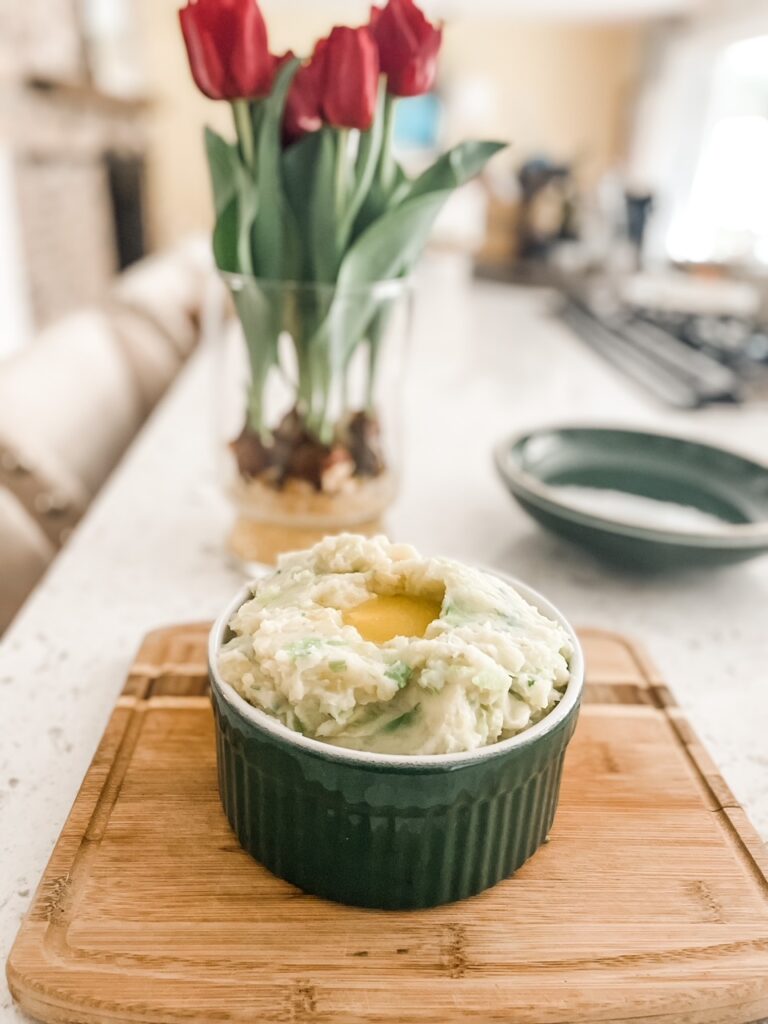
370, 0, 442, 97
179, 0, 276, 100
283, 41, 328, 143
321, 27, 379, 131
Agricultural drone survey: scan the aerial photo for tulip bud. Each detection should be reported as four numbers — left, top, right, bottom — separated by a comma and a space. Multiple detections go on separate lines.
321, 26, 380, 132
370, 0, 442, 98
179, 0, 276, 101
283, 42, 328, 143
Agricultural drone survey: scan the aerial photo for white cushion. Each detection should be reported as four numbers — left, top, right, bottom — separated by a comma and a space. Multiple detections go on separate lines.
111, 237, 212, 359
0, 310, 144, 495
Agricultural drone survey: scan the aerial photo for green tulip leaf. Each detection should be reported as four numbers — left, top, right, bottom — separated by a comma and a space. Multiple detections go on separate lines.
205, 127, 256, 274
237, 165, 259, 275
339, 139, 505, 290
229, 57, 300, 404
317, 190, 444, 370
283, 132, 323, 278
353, 161, 407, 238
315, 141, 504, 371
309, 128, 343, 283
252, 57, 300, 280
340, 189, 448, 288
231, 278, 284, 435
405, 140, 507, 202
204, 127, 240, 217
211, 196, 239, 273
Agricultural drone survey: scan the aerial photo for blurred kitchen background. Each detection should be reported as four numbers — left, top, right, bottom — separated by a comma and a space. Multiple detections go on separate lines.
1, 0, 768, 628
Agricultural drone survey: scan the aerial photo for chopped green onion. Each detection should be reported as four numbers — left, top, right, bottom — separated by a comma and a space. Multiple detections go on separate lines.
382, 705, 420, 732
385, 662, 413, 688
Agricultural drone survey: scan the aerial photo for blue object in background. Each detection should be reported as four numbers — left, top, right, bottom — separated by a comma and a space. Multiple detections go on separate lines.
394, 92, 441, 150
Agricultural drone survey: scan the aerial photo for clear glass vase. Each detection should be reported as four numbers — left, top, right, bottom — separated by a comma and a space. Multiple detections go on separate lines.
212, 274, 412, 568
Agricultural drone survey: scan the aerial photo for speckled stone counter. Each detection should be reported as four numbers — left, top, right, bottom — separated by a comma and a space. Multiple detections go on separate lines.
2, 261, 767, 1021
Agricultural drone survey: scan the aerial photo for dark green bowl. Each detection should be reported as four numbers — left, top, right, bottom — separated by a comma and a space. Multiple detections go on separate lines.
208, 578, 583, 910
495, 426, 768, 570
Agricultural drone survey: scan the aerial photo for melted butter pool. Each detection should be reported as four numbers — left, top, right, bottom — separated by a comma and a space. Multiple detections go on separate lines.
343, 594, 442, 644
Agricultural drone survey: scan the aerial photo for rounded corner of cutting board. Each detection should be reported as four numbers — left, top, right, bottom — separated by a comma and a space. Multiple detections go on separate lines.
5, 947, 23, 1001
5, 943, 50, 1024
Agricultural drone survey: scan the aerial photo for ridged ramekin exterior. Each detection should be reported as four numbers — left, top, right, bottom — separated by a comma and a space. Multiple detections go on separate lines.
210, 681, 579, 909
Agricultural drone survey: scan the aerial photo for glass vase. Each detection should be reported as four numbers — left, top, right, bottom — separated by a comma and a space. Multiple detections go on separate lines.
212, 275, 412, 569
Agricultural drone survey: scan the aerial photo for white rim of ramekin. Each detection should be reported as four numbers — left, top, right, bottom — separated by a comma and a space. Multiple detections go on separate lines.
208, 570, 584, 769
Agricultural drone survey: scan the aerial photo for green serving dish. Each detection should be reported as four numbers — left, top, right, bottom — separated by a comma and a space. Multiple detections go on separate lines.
495, 426, 768, 570
208, 578, 583, 910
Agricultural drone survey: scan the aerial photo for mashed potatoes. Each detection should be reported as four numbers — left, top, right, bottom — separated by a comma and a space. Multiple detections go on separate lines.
218, 534, 573, 756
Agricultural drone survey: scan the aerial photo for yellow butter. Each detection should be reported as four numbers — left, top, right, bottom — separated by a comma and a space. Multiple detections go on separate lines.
343, 594, 441, 644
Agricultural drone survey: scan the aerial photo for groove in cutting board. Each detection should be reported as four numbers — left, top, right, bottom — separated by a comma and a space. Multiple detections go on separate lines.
6, 624, 768, 1024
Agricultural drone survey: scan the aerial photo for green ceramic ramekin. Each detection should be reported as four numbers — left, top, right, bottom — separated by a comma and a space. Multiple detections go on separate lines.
208, 575, 583, 910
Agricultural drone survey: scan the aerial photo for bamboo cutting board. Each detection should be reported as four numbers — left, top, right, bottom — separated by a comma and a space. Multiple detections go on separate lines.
7, 624, 768, 1024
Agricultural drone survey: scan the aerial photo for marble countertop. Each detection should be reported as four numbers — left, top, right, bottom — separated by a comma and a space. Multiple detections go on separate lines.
2, 257, 767, 1021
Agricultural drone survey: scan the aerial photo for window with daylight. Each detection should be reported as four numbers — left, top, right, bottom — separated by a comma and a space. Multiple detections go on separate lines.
667, 34, 768, 267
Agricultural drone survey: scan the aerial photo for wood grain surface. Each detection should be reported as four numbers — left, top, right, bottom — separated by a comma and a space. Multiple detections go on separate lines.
7, 624, 768, 1024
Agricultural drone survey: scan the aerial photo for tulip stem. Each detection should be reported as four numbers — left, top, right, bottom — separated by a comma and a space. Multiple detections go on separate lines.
334, 128, 350, 225
380, 94, 398, 193
232, 99, 255, 170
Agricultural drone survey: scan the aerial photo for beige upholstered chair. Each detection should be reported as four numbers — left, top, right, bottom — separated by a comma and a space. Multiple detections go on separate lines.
0, 238, 211, 632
